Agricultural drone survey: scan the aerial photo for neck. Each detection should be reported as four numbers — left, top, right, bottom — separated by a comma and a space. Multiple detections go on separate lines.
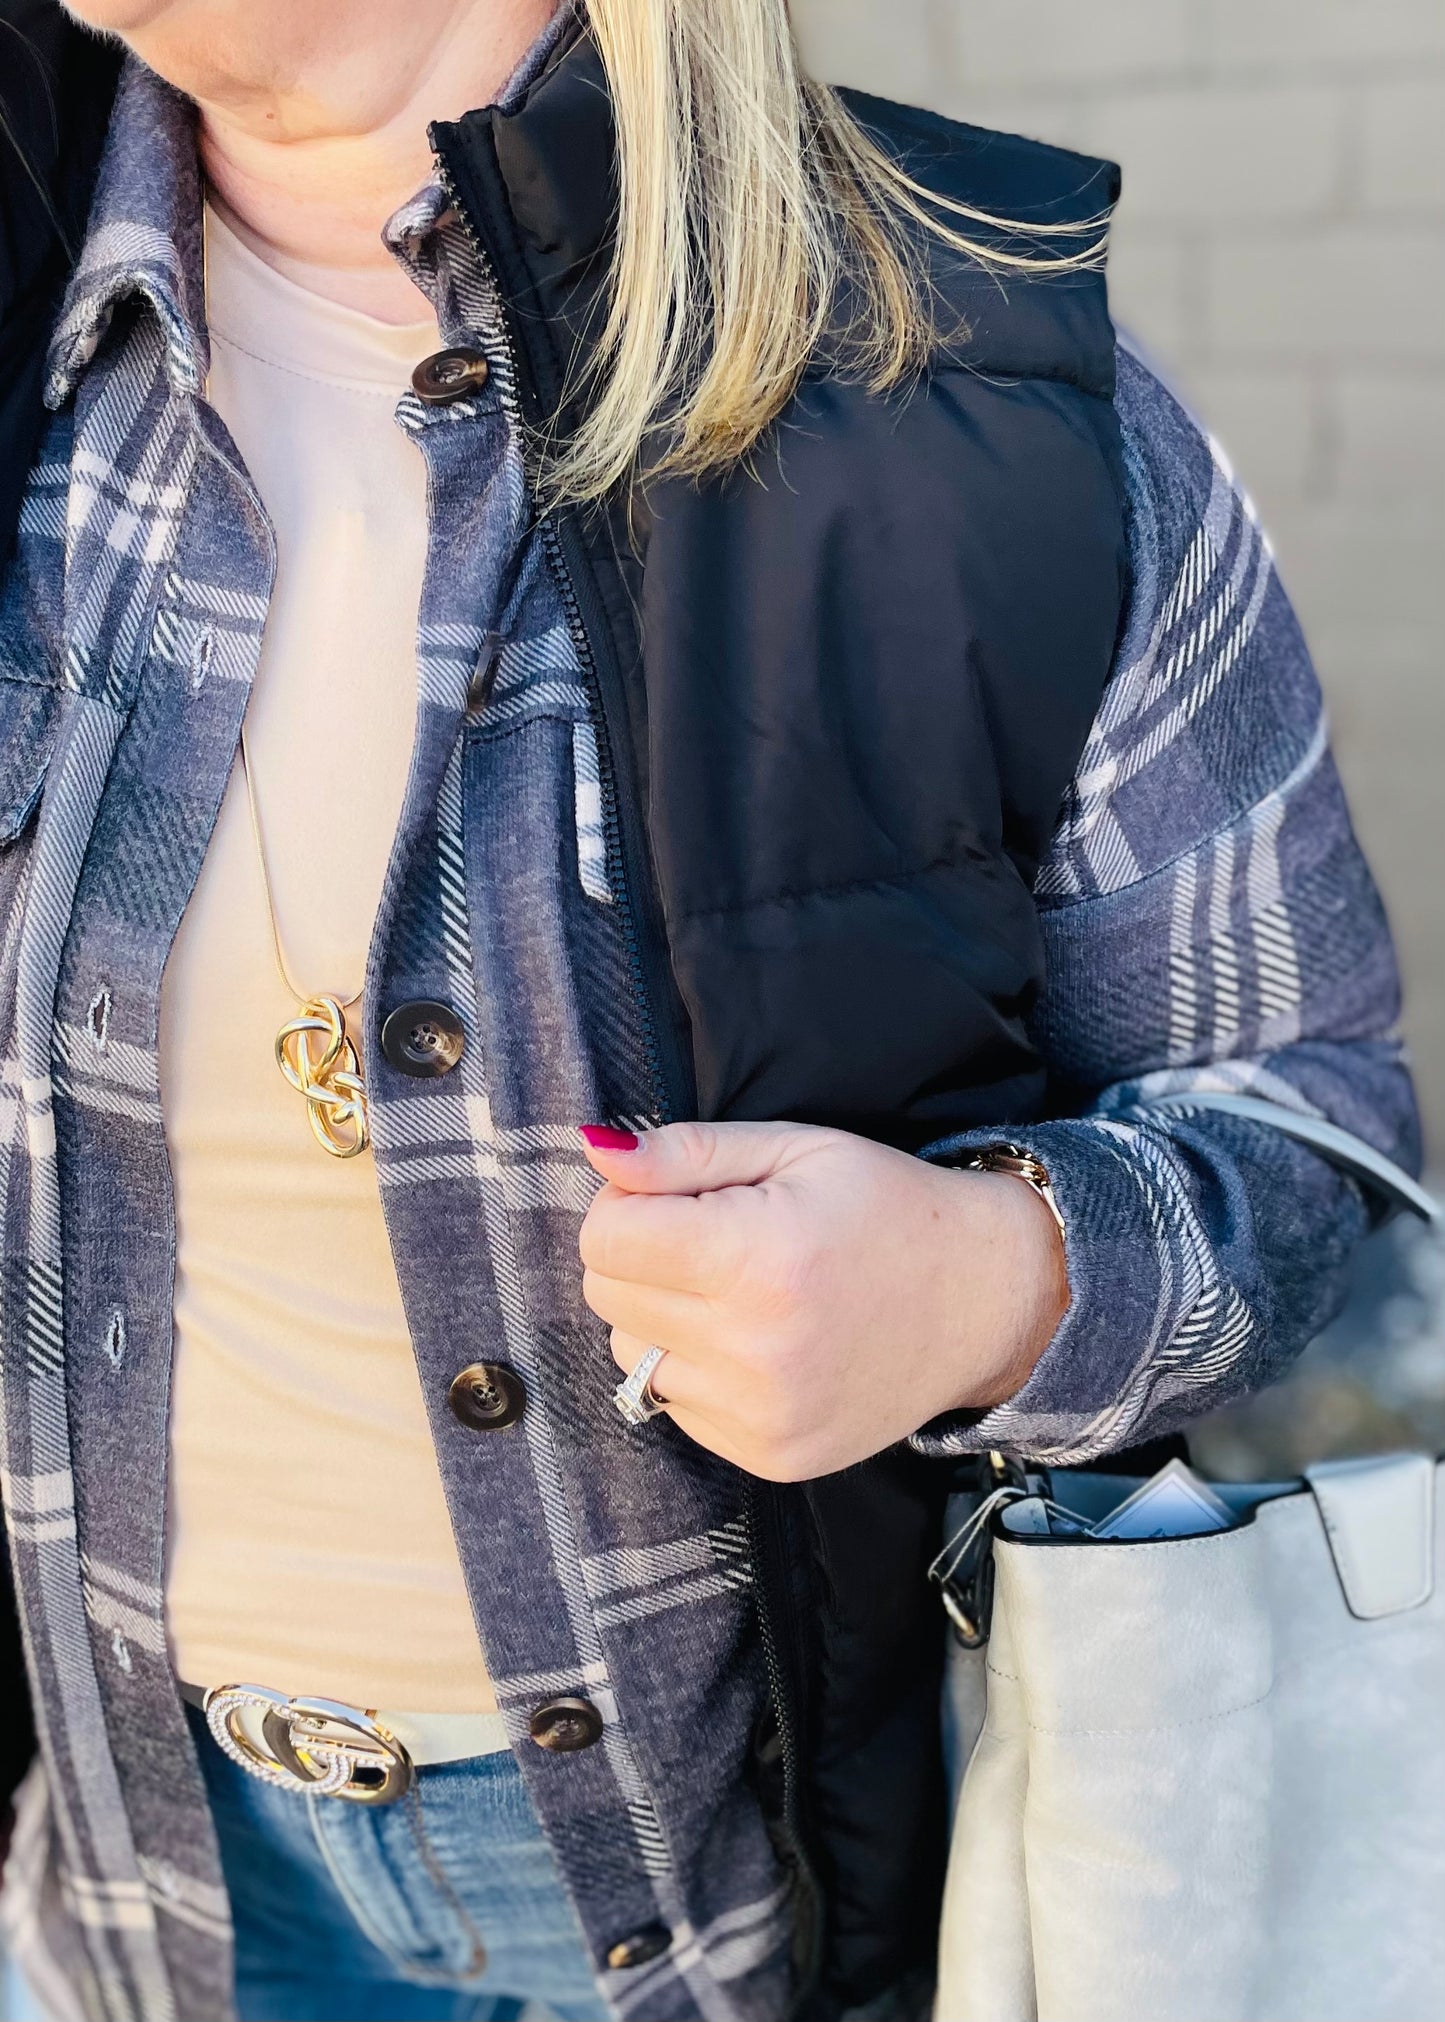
195, 0, 557, 322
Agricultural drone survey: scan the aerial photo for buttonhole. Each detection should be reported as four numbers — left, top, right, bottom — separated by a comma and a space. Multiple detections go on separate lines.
111, 1628, 133, 1675
190, 627, 214, 692
104, 1309, 126, 1369
87, 987, 112, 1053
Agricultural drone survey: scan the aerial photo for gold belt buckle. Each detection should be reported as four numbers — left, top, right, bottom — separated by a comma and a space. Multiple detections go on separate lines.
204, 1685, 414, 1804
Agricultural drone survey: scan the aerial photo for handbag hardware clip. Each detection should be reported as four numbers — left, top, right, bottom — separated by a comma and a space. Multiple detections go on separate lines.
929, 1484, 1023, 1648
932, 1456, 1090, 1645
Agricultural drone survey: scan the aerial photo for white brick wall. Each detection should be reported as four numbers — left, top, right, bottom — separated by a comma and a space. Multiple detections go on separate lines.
794, 0, 1445, 1150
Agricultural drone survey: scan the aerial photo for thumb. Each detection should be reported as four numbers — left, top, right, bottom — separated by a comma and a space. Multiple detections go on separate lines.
578, 1119, 801, 1197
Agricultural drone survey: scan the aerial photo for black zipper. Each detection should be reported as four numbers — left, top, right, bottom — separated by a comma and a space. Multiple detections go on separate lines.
745, 1482, 824, 2009
540, 506, 693, 1122
429, 128, 824, 2004
428, 132, 691, 1130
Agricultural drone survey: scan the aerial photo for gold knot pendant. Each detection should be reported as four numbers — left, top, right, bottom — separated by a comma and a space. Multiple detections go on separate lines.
275, 995, 369, 1158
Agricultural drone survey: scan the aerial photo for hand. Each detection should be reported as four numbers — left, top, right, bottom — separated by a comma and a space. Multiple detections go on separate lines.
578, 1120, 1070, 1482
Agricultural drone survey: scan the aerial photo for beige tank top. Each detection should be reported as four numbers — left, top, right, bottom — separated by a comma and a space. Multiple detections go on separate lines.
161, 206, 496, 1713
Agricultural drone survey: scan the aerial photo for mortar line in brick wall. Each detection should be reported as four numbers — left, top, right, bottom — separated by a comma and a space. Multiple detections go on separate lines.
1177, 223, 1211, 363
1332, 89, 1365, 223
1305, 367, 1342, 507
955, 55, 1445, 108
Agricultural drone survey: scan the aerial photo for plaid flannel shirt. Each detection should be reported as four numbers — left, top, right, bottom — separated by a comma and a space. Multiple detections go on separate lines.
0, 50, 1418, 2022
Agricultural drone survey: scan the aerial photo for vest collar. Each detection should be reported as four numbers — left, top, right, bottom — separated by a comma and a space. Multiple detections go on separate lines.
481, 20, 616, 276
426, 23, 618, 437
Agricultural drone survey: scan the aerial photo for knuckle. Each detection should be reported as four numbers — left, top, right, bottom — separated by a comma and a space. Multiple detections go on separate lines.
692, 1226, 743, 1303
578, 1206, 618, 1277
579, 1185, 636, 1269
664, 1119, 721, 1178
740, 1355, 810, 1453
751, 1239, 822, 1321
768, 1386, 813, 1455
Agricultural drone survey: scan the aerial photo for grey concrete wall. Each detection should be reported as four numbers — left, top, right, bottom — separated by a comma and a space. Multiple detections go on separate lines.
794, 0, 1445, 1152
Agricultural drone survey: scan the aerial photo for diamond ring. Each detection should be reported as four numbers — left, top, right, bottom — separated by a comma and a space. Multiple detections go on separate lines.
613, 1344, 668, 1426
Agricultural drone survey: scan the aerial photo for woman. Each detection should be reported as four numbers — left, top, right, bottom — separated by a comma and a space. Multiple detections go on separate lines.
0, 0, 1417, 2018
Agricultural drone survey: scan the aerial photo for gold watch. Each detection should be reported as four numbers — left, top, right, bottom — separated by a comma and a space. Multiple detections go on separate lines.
961, 1142, 1066, 1242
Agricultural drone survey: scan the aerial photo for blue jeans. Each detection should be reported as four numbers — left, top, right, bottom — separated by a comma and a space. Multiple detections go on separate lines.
2, 1718, 933, 2022
167, 1706, 605, 2022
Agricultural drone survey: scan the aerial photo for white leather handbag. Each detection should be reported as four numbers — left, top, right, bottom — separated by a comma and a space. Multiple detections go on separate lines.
935, 1094, 1444, 2022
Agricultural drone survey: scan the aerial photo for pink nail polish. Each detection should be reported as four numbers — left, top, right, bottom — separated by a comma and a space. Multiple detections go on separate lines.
580, 1124, 640, 1152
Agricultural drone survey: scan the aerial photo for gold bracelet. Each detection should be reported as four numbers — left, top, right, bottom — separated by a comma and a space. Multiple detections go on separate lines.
961, 1142, 1066, 1242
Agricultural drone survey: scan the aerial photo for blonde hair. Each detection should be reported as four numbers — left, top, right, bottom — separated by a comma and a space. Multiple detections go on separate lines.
551, 0, 1109, 503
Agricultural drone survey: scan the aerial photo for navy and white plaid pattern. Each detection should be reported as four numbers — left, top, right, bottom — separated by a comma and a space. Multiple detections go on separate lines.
0, 55, 1417, 2022
918, 340, 1417, 1463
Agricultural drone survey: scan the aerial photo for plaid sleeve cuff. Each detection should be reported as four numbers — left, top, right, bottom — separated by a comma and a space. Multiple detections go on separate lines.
908, 1110, 1335, 1467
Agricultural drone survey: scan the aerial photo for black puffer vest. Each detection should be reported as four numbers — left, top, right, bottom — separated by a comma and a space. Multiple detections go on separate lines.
1, 11, 1128, 2012
431, 35, 1127, 2013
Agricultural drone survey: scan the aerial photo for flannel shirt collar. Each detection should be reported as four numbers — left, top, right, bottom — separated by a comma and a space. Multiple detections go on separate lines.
44, 56, 207, 411
43, 4, 574, 416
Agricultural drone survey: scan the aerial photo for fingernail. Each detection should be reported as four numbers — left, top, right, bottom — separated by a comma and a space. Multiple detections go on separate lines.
580, 1124, 640, 1152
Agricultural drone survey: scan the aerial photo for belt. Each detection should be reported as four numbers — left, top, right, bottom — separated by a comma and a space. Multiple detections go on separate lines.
181, 1681, 510, 1804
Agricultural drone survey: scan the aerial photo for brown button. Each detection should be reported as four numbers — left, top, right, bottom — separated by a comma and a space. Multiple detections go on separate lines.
606, 1923, 672, 1971
411, 347, 490, 405
466, 633, 503, 714
447, 1363, 526, 1432
528, 1696, 604, 1753
381, 1000, 465, 1078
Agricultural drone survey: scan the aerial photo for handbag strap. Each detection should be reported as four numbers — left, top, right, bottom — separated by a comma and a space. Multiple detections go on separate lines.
1145, 1090, 1439, 1226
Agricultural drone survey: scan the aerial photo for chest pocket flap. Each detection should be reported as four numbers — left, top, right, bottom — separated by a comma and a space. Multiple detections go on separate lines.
0, 676, 61, 845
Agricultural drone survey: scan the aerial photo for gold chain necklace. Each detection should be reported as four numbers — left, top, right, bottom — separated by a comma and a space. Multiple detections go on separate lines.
238, 727, 370, 1159
202, 203, 368, 1159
